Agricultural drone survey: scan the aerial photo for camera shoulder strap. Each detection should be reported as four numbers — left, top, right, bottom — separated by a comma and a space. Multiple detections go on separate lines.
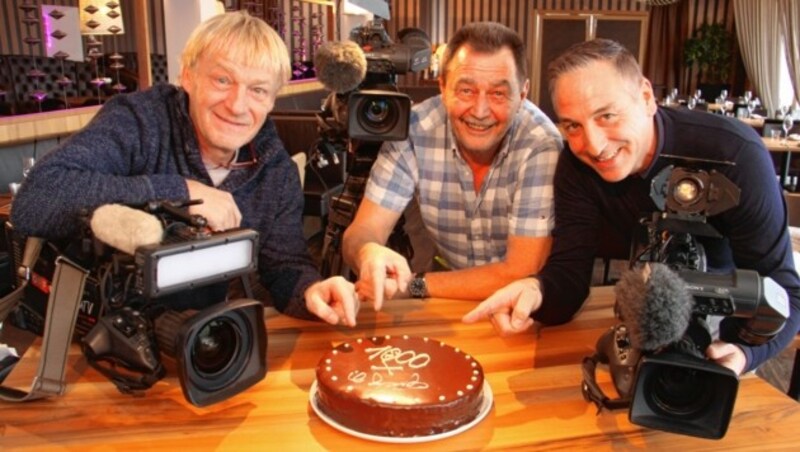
0, 238, 88, 402
581, 354, 632, 413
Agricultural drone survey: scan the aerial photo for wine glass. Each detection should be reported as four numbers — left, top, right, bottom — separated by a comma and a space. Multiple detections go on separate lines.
21, 157, 36, 179
719, 89, 729, 100
715, 96, 729, 114
694, 89, 702, 101
747, 100, 757, 118
782, 115, 794, 146
687, 97, 697, 110
743, 90, 752, 104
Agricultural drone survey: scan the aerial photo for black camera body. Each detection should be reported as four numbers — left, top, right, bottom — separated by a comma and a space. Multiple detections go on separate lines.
350, 20, 431, 77
584, 158, 789, 439
342, 20, 431, 143
82, 307, 162, 375
10, 201, 268, 407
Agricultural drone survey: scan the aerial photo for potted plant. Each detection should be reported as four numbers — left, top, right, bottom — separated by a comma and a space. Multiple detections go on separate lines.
683, 23, 733, 101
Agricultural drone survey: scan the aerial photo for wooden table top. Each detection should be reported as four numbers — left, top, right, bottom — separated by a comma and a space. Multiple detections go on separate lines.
1, 286, 799, 450
764, 136, 800, 152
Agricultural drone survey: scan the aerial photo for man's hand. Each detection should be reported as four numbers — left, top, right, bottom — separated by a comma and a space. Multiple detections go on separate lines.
185, 179, 242, 231
462, 277, 542, 336
354, 242, 413, 311
706, 341, 747, 375
304, 276, 360, 327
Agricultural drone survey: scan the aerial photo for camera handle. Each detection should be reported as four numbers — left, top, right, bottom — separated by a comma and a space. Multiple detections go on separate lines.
581, 354, 632, 413
0, 238, 88, 402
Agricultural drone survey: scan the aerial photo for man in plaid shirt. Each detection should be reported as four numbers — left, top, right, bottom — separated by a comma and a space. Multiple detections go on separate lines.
342, 22, 562, 322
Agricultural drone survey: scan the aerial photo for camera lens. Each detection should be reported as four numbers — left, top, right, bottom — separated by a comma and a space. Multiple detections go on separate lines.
184, 312, 253, 392
646, 365, 714, 416
192, 318, 240, 376
358, 97, 400, 135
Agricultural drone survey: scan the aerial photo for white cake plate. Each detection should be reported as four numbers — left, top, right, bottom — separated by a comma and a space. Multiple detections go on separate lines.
309, 380, 493, 443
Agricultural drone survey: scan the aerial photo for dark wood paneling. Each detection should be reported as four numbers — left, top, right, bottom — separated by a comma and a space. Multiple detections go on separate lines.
537, 17, 589, 119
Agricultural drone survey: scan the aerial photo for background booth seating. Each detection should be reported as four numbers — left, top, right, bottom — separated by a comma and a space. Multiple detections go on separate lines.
0, 53, 170, 115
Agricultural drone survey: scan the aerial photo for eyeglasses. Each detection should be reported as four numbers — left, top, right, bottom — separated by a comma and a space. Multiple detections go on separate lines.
227, 143, 259, 170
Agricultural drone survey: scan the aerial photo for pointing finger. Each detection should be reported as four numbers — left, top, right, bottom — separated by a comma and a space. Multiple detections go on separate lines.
462, 296, 502, 323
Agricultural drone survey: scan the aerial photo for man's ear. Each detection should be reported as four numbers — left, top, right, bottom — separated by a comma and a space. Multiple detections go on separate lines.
178, 65, 193, 92
641, 78, 658, 115
520, 78, 530, 101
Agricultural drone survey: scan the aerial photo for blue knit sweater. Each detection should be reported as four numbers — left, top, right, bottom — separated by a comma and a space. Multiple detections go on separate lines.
10, 84, 318, 318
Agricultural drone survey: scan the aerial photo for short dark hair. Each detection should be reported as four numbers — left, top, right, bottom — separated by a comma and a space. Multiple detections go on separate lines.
546, 38, 642, 96
441, 22, 527, 85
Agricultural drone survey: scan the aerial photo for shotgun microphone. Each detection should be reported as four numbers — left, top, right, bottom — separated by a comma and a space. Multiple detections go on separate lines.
614, 263, 695, 351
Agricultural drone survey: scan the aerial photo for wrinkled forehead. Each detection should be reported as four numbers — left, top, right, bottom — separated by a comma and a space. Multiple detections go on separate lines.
201, 43, 281, 74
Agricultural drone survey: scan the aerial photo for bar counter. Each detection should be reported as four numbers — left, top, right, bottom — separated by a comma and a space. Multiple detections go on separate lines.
2, 286, 799, 450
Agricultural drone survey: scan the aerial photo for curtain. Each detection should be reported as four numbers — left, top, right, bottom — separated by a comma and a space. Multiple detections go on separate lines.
643, 1, 690, 99
733, 0, 783, 116
779, 0, 800, 106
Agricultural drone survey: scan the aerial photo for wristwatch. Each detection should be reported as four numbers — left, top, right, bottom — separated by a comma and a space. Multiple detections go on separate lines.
409, 272, 429, 299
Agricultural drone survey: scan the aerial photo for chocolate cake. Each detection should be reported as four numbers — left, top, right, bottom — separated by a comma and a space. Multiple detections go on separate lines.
314, 335, 485, 437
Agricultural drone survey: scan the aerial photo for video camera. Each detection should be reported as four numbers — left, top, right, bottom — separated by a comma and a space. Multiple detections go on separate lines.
313, 18, 431, 277
8, 200, 267, 407
582, 157, 789, 439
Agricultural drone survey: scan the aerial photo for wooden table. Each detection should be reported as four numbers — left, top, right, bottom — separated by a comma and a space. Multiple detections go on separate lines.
763, 136, 800, 187
1, 287, 799, 450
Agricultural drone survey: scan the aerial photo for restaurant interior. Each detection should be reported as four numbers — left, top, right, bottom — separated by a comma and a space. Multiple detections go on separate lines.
0, 1, 799, 446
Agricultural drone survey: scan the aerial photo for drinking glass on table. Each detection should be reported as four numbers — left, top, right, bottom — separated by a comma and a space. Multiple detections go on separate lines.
720, 89, 729, 100
21, 157, 36, 179
743, 90, 752, 104
747, 100, 757, 118
783, 115, 794, 146
687, 97, 697, 110
694, 89, 702, 101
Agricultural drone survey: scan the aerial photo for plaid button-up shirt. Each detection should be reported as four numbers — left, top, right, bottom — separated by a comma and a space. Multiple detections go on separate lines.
365, 95, 562, 269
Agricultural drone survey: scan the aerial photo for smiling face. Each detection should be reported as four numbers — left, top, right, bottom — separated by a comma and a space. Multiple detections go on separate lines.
180, 51, 279, 165
439, 44, 529, 161
552, 59, 658, 182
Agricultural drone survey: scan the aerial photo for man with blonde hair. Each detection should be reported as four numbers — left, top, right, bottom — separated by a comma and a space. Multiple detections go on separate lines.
12, 11, 359, 325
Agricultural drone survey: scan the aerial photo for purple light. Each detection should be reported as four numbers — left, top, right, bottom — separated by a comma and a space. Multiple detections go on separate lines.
41, 7, 54, 51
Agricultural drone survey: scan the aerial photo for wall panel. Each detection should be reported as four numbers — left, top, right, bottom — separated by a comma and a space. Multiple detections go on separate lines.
1, 0, 166, 56
1, 1, 741, 95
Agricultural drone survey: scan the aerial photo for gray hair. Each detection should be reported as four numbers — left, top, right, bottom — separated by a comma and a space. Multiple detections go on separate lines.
547, 38, 643, 96
441, 22, 527, 85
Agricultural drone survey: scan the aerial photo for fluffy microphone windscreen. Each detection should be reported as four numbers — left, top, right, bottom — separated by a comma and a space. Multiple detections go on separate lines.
90, 204, 164, 255
615, 263, 694, 351
314, 40, 368, 94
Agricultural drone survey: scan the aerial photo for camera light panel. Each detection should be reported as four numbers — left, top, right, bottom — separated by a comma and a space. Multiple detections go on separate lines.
136, 229, 258, 298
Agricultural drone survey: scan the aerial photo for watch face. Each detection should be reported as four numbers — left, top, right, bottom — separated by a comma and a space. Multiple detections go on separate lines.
410, 276, 427, 298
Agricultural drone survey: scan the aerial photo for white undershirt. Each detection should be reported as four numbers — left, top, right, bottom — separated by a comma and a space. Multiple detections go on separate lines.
202, 148, 237, 186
